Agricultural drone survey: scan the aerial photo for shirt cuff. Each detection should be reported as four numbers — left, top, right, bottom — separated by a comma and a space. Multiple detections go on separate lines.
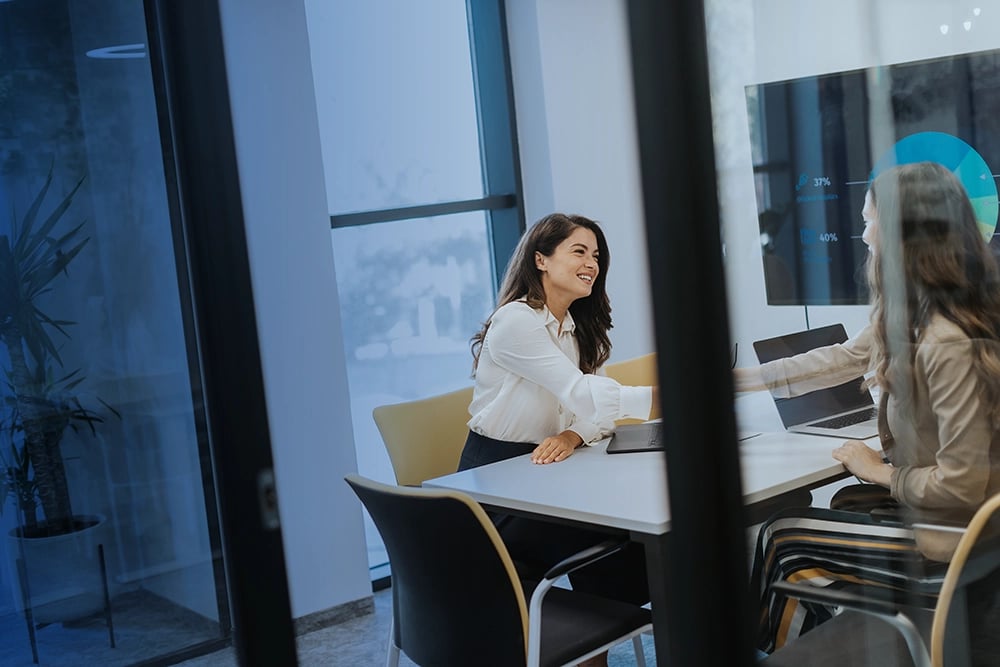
889, 466, 906, 503
759, 360, 790, 398
567, 422, 602, 445
619, 385, 654, 421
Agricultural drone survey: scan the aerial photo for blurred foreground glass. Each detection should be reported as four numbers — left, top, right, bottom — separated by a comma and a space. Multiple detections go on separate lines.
0, 1, 228, 664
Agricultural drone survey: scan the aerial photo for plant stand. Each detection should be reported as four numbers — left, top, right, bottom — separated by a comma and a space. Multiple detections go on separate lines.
15, 542, 115, 664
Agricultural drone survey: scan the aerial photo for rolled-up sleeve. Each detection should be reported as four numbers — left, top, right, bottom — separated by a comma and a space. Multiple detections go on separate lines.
485, 306, 653, 443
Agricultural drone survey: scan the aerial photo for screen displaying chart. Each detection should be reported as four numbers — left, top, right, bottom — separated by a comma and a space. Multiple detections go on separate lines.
746, 48, 1000, 305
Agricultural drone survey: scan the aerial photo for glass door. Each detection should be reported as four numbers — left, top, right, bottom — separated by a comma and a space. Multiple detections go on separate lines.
0, 1, 296, 664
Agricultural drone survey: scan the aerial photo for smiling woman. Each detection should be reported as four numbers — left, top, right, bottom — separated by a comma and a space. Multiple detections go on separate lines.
459, 212, 658, 667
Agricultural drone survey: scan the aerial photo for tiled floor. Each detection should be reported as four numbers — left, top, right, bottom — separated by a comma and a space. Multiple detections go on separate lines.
178, 586, 655, 666
179, 484, 856, 665
0, 589, 221, 666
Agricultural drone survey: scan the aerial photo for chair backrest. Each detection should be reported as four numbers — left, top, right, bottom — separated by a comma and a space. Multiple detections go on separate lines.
932, 492, 1000, 666
372, 386, 474, 486
604, 352, 659, 424
344, 474, 529, 666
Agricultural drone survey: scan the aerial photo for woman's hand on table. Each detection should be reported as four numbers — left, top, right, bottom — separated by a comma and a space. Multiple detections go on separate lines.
832, 440, 892, 487
531, 430, 583, 464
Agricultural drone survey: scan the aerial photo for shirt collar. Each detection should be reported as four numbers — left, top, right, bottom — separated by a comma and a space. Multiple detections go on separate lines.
543, 305, 576, 335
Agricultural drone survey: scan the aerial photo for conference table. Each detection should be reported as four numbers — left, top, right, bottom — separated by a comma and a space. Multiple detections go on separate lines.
423, 392, 868, 665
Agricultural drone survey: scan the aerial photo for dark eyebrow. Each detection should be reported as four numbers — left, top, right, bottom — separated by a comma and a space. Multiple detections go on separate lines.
569, 242, 597, 253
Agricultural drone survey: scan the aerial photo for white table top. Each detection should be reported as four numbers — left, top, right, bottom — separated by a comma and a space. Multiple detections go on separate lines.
424, 392, 863, 536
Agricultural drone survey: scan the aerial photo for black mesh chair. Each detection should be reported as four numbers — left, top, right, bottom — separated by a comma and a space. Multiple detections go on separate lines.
344, 474, 652, 667
760, 493, 1000, 667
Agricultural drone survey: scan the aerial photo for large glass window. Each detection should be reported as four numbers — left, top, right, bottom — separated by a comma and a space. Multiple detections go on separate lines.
306, 0, 522, 578
315, 2, 483, 213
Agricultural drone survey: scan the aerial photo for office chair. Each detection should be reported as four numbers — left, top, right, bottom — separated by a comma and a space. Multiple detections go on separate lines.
372, 386, 473, 486
604, 353, 659, 424
344, 474, 652, 667
760, 492, 1000, 667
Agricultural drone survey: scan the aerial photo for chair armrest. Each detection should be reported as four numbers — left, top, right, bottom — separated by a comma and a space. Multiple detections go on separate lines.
526, 539, 638, 667
541, 539, 628, 581
911, 520, 968, 534
770, 581, 930, 667
771, 581, 902, 616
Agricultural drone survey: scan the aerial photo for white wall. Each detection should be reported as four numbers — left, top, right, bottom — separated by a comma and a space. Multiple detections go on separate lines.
217, 0, 370, 618
509, 0, 1000, 366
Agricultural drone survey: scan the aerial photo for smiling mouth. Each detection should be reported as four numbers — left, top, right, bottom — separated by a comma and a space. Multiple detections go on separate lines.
577, 274, 594, 284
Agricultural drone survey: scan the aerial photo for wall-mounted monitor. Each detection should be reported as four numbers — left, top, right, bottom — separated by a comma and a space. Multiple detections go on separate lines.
745, 48, 1000, 305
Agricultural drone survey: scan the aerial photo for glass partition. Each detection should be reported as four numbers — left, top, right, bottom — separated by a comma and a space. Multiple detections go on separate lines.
0, 1, 228, 663
705, 1, 1000, 663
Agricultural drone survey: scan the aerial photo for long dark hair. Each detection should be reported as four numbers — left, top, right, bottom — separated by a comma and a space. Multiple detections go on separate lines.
866, 161, 1000, 424
471, 213, 612, 374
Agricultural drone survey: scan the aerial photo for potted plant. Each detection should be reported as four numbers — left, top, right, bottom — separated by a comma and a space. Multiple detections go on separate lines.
0, 170, 118, 625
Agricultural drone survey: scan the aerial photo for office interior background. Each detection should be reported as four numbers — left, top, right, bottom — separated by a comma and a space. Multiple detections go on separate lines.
0, 0, 997, 664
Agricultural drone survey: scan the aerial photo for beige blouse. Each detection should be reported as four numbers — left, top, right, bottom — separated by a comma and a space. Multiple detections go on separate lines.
760, 316, 1000, 561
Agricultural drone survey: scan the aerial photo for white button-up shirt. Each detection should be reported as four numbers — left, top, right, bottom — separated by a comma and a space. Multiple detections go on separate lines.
467, 301, 653, 444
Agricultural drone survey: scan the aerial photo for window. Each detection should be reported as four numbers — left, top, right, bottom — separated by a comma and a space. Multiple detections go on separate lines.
306, 0, 522, 578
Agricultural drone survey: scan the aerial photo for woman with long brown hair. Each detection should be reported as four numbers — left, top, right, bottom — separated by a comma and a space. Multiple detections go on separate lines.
461, 213, 658, 667
737, 162, 1000, 654
463, 212, 657, 467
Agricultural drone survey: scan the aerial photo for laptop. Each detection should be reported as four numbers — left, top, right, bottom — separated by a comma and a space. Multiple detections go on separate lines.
606, 421, 761, 454
752, 324, 879, 439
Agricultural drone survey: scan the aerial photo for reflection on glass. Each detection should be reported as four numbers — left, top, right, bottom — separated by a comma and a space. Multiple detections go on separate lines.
0, 1, 227, 663
708, 2, 1000, 662
331, 212, 494, 571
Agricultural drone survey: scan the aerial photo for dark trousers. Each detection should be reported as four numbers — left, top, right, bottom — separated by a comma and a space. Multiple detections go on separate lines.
458, 430, 650, 605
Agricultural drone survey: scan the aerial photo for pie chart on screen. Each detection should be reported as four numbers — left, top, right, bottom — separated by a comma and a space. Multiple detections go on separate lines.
871, 131, 999, 241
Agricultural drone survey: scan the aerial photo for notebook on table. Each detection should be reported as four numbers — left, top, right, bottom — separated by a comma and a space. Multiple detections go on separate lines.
605, 421, 761, 454
606, 422, 664, 454
752, 323, 879, 439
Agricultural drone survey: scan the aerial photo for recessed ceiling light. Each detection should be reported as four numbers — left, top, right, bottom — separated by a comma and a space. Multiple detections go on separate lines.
86, 43, 146, 59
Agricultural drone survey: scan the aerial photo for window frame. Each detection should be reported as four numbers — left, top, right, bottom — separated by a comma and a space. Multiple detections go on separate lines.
328, 0, 525, 294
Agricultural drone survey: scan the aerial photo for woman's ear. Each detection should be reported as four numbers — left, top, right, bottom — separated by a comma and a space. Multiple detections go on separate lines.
535, 251, 546, 272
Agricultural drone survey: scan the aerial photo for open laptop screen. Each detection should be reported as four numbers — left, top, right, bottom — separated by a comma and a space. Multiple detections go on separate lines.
752, 324, 873, 428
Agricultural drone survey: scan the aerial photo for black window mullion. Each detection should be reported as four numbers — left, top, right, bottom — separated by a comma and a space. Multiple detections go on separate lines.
467, 0, 524, 292
626, 0, 754, 665
329, 194, 515, 228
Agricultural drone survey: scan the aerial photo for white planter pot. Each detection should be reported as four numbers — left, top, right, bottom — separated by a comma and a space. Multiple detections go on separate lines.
5, 514, 112, 625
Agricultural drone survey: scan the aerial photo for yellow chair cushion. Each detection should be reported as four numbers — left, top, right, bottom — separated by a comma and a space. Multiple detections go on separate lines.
373, 386, 474, 486
604, 352, 659, 424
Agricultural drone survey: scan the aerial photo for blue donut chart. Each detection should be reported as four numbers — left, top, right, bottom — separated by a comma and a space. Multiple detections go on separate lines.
871, 131, 998, 241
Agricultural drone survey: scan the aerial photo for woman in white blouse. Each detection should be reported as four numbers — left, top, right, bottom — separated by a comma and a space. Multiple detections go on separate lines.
463, 213, 657, 467
459, 214, 658, 665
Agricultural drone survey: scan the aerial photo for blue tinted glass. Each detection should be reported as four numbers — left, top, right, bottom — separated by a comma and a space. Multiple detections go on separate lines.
0, 2, 226, 662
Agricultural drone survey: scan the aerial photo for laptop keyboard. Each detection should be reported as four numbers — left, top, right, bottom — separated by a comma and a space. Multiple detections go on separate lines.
810, 406, 878, 430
